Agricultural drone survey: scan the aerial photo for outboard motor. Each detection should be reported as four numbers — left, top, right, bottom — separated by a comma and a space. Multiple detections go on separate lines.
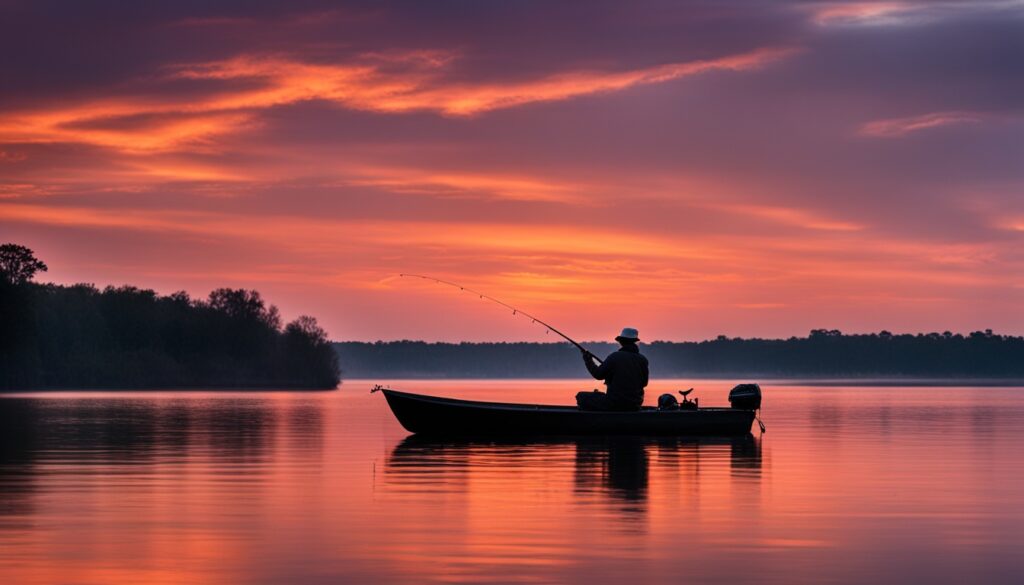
729, 383, 762, 410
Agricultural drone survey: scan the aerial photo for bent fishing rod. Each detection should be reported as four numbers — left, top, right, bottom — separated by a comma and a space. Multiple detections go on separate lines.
398, 273, 602, 364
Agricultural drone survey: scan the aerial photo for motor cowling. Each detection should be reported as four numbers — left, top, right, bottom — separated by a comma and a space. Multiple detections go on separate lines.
729, 383, 762, 410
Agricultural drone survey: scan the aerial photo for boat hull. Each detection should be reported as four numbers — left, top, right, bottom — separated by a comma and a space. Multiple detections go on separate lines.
382, 389, 756, 436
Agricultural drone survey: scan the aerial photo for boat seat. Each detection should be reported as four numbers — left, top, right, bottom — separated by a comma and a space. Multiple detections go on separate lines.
678, 388, 694, 398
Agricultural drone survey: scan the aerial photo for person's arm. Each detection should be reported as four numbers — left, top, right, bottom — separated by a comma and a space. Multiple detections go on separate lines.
582, 349, 611, 380
640, 355, 649, 387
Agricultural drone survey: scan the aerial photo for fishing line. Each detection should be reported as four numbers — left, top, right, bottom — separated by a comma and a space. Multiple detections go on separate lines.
398, 273, 602, 364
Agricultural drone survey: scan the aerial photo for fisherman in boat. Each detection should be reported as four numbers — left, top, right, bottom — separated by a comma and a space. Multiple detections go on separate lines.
577, 327, 649, 411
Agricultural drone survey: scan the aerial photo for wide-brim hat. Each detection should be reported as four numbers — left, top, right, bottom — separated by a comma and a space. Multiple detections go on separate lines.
615, 327, 640, 342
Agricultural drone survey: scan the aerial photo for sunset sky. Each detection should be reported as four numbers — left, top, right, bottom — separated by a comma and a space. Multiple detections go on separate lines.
1, 0, 1022, 341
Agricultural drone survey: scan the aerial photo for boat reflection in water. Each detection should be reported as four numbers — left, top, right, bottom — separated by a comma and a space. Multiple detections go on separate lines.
384, 434, 762, 522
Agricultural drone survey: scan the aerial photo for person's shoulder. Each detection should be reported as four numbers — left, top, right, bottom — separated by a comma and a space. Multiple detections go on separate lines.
607, 349, 631, 362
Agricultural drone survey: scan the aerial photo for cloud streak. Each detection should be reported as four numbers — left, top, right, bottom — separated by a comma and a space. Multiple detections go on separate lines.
858, 111, 986, 137
0, 46, 796, 154
810, 1, 1024, 26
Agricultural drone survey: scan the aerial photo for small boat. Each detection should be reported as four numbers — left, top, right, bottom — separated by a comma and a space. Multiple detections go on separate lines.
380, 388, 759, 436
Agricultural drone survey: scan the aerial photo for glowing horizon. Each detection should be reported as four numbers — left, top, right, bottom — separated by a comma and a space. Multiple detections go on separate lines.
1, 1, 1022, 341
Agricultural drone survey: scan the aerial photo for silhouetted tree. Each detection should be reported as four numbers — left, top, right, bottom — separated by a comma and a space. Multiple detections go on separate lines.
0, 244, 47, 284
284, 316, 341, 388
287, 315, 328, 342
207, 288, 281, 329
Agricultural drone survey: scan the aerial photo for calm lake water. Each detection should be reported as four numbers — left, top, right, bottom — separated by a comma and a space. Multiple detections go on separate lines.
1, 380, 1023, 584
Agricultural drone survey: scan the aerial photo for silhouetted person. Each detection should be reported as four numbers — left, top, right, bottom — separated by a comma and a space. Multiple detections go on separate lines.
577, 327, 648, 411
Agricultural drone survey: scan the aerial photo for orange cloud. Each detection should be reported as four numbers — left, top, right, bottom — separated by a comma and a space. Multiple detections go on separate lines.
170, 46, 796, 117
0, 200, 1005, 289
0, 107, 258, 153
392, 47, 800, 116
858, 111, 985, 137
996, 217, 1024, 232
0, 46, 797, 154
809, 1, 1020, 27
810, 2, 912, 26
696, 201, 865, 231
0, 202, 692, 257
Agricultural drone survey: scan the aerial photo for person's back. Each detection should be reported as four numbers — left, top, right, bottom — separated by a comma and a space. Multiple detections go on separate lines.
577, 327, 649, 411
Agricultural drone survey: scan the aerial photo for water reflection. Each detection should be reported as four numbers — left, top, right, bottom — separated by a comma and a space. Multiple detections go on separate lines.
4, 383, 1023, 585
574, 437, 649, 507
0, 396, 289, 522
385, 434, 762, 518
0, 394, 335, 585
0, 397, 281, 459
0, 400, 43, 522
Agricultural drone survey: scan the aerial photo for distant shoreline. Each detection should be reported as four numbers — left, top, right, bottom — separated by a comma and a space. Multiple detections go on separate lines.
765, 378, 1024, 387
335, 336, 1024, 381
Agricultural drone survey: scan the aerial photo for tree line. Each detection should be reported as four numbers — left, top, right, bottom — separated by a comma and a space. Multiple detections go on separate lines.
0, 244, 340, 390
335, 328, 1024, 379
